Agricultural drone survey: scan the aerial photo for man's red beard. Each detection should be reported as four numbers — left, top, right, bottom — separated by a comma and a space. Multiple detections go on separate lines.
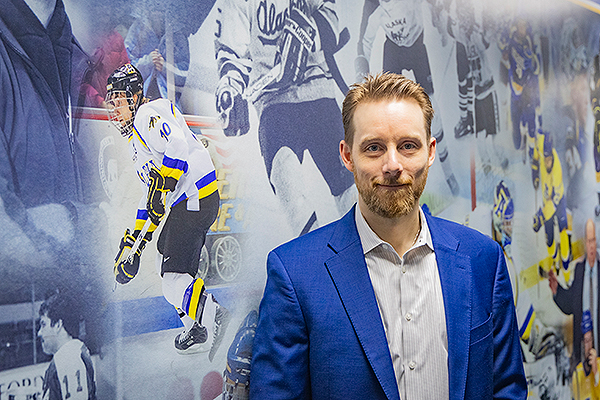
355, 167, 428, 219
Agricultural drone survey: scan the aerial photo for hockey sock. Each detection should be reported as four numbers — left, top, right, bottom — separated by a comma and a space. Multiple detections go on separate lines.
560, 229, 572, 269
162, 272, 193, 308
182, 278, 207, 324
176, 308, 196, 332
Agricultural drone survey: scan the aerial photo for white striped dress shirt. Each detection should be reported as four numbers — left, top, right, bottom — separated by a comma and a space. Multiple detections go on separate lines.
355, 206, 449, 400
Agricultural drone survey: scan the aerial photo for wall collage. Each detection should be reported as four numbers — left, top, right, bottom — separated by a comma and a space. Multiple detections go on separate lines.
1, 0, 600, 398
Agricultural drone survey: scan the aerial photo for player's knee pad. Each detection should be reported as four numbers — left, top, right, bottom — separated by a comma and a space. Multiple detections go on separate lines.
544, 219, 555, 249
162, 272, 194, 309
182, 278, 207, 323
556, 201, 569, 232
547, 235, 557, 260
559, 229, 572, 265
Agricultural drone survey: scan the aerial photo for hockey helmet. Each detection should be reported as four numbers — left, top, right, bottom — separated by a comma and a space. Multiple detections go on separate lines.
222, 310, 258, 400
542, 131, 553, 159
105, 63, 144, 136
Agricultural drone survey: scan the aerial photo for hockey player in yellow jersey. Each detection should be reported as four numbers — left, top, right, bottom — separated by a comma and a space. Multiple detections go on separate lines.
532, 130, 572, 275
573, 310, 600, 400
106, 64, 230, 358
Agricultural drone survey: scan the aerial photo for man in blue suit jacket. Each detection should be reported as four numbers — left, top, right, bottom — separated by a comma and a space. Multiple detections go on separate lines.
250, 72, 526, 399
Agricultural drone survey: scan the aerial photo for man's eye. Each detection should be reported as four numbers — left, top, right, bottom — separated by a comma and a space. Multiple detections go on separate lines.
402, 143, 417, 150
366, 144, 380, 152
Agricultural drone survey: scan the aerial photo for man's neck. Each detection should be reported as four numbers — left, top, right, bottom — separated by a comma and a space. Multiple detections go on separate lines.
23, 0, 56, 28
55, 334, 73, 354
358, 199, 421, 256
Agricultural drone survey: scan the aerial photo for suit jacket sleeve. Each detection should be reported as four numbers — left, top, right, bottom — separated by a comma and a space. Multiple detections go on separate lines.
553, 262, 580, 316
492, 243, 527, 399
250, 250, 311, 399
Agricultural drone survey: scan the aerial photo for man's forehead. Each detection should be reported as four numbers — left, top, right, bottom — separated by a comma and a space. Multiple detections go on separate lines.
352, 100, 426, 140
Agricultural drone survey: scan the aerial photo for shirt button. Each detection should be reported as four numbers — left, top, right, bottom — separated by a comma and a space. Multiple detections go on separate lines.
402, 265, 406, 273
409, 361, 416, 370
405, 313, 412, 321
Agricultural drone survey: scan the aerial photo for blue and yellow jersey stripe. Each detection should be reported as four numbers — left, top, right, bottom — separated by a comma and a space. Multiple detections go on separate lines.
160, 155, 188, 181
196, 170, 218, 199
519, 305, 535, 342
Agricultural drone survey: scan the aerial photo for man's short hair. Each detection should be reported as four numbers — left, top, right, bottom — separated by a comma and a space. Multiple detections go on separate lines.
39, 292, 80, 338
342, 72, 434, 147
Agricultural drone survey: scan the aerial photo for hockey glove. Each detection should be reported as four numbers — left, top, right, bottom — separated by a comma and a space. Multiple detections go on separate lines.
216, 72, 250, 137
272, 5, 316, 89
146, 166, 176, 226
532, 208, 544, 233
114, 228, 152, 284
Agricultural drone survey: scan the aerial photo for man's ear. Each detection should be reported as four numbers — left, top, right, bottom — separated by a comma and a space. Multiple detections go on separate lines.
340, 140, 354, 172
428, 136, 436, 167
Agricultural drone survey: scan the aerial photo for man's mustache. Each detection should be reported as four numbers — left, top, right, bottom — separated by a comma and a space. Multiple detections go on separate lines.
373, 176, 414, 187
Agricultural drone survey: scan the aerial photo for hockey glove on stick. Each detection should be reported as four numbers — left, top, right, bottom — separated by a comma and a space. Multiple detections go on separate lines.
272, 5, 316, 89
216, 71, 250, 137
114, 228, 152, 284
146, 166, 177, 226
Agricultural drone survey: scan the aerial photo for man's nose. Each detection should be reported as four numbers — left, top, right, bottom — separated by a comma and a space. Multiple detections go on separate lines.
382, 149, 402, 175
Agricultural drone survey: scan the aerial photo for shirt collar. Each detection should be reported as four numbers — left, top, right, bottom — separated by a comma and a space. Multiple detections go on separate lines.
587, 254, 599, 270
355, 205, 434, 255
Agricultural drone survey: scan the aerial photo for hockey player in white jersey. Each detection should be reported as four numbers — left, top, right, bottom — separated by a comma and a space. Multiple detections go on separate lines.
106, 64, 230, 358
355, 0, 460, 196
215, 0, 356, 236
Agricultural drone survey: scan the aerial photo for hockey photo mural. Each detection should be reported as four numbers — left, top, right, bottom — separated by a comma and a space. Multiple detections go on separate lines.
1, 0, 600, 398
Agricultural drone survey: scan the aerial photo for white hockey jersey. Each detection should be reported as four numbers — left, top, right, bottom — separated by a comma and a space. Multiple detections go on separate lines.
43, 339, 95, 400
362, 0, 425, 61
129, 99, 217, 230
215, 0, 339, 113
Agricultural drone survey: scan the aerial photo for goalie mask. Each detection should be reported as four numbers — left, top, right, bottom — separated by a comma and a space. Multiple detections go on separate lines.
106, 64, 144, 136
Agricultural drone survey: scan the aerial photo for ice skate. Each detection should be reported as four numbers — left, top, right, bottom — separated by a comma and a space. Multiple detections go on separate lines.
174, 322, 208, 354
454, 111, 474, 138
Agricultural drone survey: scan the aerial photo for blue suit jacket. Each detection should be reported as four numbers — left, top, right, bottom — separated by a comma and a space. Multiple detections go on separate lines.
250, 207, 526, 399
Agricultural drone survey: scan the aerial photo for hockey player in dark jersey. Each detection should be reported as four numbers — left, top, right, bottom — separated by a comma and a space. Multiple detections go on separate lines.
106, 64, 230, 357
499, 18, 542, 188
38, 292, 96, 400
590, 36, 600, 217
441, 0, 499, 140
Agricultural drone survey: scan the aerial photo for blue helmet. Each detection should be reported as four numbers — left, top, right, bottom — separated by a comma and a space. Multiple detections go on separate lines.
223, 310, 258, 400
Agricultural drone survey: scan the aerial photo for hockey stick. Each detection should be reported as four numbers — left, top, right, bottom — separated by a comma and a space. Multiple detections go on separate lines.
243, 64, 282, 102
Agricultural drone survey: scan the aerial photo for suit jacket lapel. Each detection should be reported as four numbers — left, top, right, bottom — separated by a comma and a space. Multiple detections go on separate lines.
426, 214, 471, 400
325, 207, 400, 400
